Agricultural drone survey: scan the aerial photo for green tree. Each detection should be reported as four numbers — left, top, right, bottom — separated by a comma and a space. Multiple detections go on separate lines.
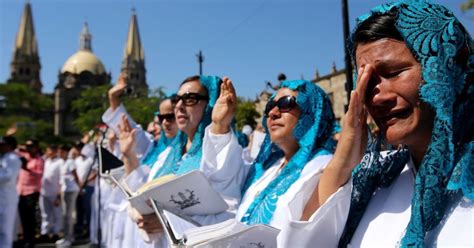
72, 85, 166, 133
462, 0, 474, 11
0, 83, 54, 144
235, 97, 261, 131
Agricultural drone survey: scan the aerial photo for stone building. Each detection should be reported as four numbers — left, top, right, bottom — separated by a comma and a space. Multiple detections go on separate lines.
7, 2, 42, 93
54, 23, 111, 136
312, 62, 348, 122
120, 9, 148, 97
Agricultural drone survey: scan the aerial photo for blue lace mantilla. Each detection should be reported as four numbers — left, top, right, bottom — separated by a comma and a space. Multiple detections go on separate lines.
340, 1, 474, 247
241, 80, 336, 225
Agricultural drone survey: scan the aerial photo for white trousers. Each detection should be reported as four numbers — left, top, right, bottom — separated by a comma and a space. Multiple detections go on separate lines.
40, 194, 62, 235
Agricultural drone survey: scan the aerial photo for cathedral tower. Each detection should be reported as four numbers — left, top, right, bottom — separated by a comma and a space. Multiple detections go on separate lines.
121, 9, 148, 96
8, 2, 42, 93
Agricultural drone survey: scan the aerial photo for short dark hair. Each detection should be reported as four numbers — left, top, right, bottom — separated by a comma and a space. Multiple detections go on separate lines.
58, 144, 71, 152
353, 9, 403, 51
179, 75, 209, 96
4, 136, 17, 150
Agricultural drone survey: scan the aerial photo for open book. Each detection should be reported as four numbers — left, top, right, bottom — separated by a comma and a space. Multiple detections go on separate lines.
151, 200, 280, 248
112, 170, 229, 216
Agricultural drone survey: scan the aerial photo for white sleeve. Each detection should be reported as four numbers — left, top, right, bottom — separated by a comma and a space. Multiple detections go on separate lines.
0, 156, 22, 184
101, 103, 153, 158
278, 174, 352, 248
200, 125, 246, 202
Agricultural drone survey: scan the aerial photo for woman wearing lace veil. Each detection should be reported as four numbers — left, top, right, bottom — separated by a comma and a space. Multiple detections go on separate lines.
289, 1, 473, 247
234, 80, 337, 245
116, 75, 245, 247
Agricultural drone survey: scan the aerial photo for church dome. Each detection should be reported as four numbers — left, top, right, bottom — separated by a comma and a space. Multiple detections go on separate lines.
61, 50, 105, 75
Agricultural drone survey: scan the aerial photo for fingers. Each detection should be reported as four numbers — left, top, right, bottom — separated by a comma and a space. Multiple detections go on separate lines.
355, 65, 373, 105
221, 76, 237, 104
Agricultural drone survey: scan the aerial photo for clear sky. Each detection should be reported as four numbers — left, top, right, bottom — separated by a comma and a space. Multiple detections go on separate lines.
1, 0, 472, 98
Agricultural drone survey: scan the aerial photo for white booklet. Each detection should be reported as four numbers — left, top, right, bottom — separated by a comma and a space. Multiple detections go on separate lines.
151, 200, 279, 248
112, 170, 229, 216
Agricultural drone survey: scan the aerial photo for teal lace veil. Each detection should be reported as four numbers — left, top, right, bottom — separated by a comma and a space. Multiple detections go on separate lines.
151, 76, 222, 179
340, 1, 474, 247
241, 80, 336, 225
141, 96, 177, 168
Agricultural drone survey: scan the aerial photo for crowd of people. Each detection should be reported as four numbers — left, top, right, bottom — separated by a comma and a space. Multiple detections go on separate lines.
0, 1, 473, 247
0, 137, 99, 248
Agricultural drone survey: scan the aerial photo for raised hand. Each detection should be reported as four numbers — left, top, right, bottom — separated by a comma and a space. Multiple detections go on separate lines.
108, 73, 127, 111
118, 114, 137, 158
301, 64, 373, 220
211, 77, 237, 134
331, 64, 372, 173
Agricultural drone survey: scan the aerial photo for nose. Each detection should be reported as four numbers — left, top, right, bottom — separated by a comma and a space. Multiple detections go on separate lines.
368, 79, 397, 108
267, 106, 281, 120
174, 98, 185, 113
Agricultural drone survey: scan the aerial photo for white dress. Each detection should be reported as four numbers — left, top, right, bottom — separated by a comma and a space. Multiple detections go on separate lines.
280, 155, 474, 247
235, 154, 333, 246
102, 105, 246, 247
0, 151, 22, 248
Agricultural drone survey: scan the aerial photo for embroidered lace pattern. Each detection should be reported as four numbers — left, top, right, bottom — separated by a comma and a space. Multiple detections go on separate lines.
241, 80, 336, 225
340, 1, 474, 247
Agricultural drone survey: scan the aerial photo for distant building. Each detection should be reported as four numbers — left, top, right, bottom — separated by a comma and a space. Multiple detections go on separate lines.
312, 62, 348, 122
120, 9, 148, 97
3, 3, 150, 138
54, 23, 111, 136
7, 2, 42, 93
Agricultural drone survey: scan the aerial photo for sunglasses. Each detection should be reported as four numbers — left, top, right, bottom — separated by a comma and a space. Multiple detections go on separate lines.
157, 113, 176, 124
171, 92, 209, 106
264, 95, 298, 117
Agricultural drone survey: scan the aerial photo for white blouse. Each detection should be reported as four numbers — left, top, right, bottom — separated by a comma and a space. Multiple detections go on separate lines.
281, 155, 474, 247
235, 154, 333, 247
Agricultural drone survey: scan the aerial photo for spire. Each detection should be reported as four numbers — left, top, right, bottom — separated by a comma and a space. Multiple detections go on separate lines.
14, 2, 38, 59
123, 9, 145, 64
121, 8, 147, 97
80, 22, 92, 51
8, 1, 42, 93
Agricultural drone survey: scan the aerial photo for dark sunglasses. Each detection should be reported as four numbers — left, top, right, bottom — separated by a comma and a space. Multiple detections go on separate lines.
171, 92, 209, 106
264, 95, 298, 117
157, 113, 176, 124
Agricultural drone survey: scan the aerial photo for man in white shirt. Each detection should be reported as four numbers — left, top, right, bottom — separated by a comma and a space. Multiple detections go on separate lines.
39, 145, 62, 242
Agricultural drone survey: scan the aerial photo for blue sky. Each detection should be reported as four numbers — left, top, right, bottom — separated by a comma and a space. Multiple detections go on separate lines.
1, 0, 472, 98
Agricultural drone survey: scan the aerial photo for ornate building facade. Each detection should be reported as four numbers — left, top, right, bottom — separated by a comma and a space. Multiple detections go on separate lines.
54, 23, 111, 136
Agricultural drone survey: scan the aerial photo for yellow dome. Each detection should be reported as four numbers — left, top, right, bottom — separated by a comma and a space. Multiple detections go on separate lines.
61, 50, 106, 75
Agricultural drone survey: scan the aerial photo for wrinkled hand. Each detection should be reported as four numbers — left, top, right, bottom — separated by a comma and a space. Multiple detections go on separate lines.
108, 73, 127, 110
211, 77, 237, 134
118, 115, 137, 158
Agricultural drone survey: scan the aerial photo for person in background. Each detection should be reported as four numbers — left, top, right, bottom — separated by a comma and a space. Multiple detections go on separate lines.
0, 136, 22, 248
17, 139, 44, 248
39, 145, 62, 242
56, 145, 81, 247
74, 141, 97, 239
